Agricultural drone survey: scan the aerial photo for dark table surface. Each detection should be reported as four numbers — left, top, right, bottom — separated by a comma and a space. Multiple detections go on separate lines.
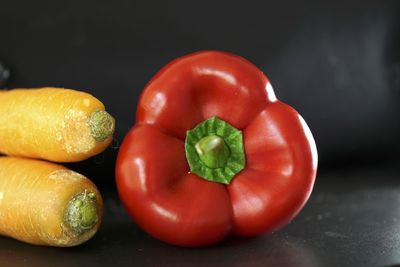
1, 1, 400, 266
1, 163, 399, 267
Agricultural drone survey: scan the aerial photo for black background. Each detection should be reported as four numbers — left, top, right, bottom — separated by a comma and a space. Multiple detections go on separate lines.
0, 1, 399, 266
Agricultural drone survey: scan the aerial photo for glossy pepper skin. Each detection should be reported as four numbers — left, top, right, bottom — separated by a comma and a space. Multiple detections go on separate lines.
116, 51, 318, 247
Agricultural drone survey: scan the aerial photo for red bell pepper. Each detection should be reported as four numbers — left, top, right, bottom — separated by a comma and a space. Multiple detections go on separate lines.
116, 51, 318, 247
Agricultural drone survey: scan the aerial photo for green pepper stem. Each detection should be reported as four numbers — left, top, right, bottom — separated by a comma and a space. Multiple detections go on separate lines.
194, 135, 230, 169
185, 116, 245, 184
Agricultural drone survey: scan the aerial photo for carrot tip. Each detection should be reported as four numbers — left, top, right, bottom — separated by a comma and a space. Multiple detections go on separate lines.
88, 110, 115, 142
64, 191, 99, 235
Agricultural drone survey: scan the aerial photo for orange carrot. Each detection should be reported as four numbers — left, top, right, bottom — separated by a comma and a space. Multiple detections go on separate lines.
0, 87, 115, 162
0, 156, 103, 247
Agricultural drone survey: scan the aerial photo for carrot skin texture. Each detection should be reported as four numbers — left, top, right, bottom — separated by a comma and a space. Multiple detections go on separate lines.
0, 157, 103, 247
0, 88, 114, 162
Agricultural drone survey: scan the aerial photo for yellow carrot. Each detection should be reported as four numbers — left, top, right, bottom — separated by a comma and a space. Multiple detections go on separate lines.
0, 87, 115, 162
0, 157, 103, 247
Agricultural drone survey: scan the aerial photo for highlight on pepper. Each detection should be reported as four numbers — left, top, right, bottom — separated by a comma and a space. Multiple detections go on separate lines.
116, 50, 318, 247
